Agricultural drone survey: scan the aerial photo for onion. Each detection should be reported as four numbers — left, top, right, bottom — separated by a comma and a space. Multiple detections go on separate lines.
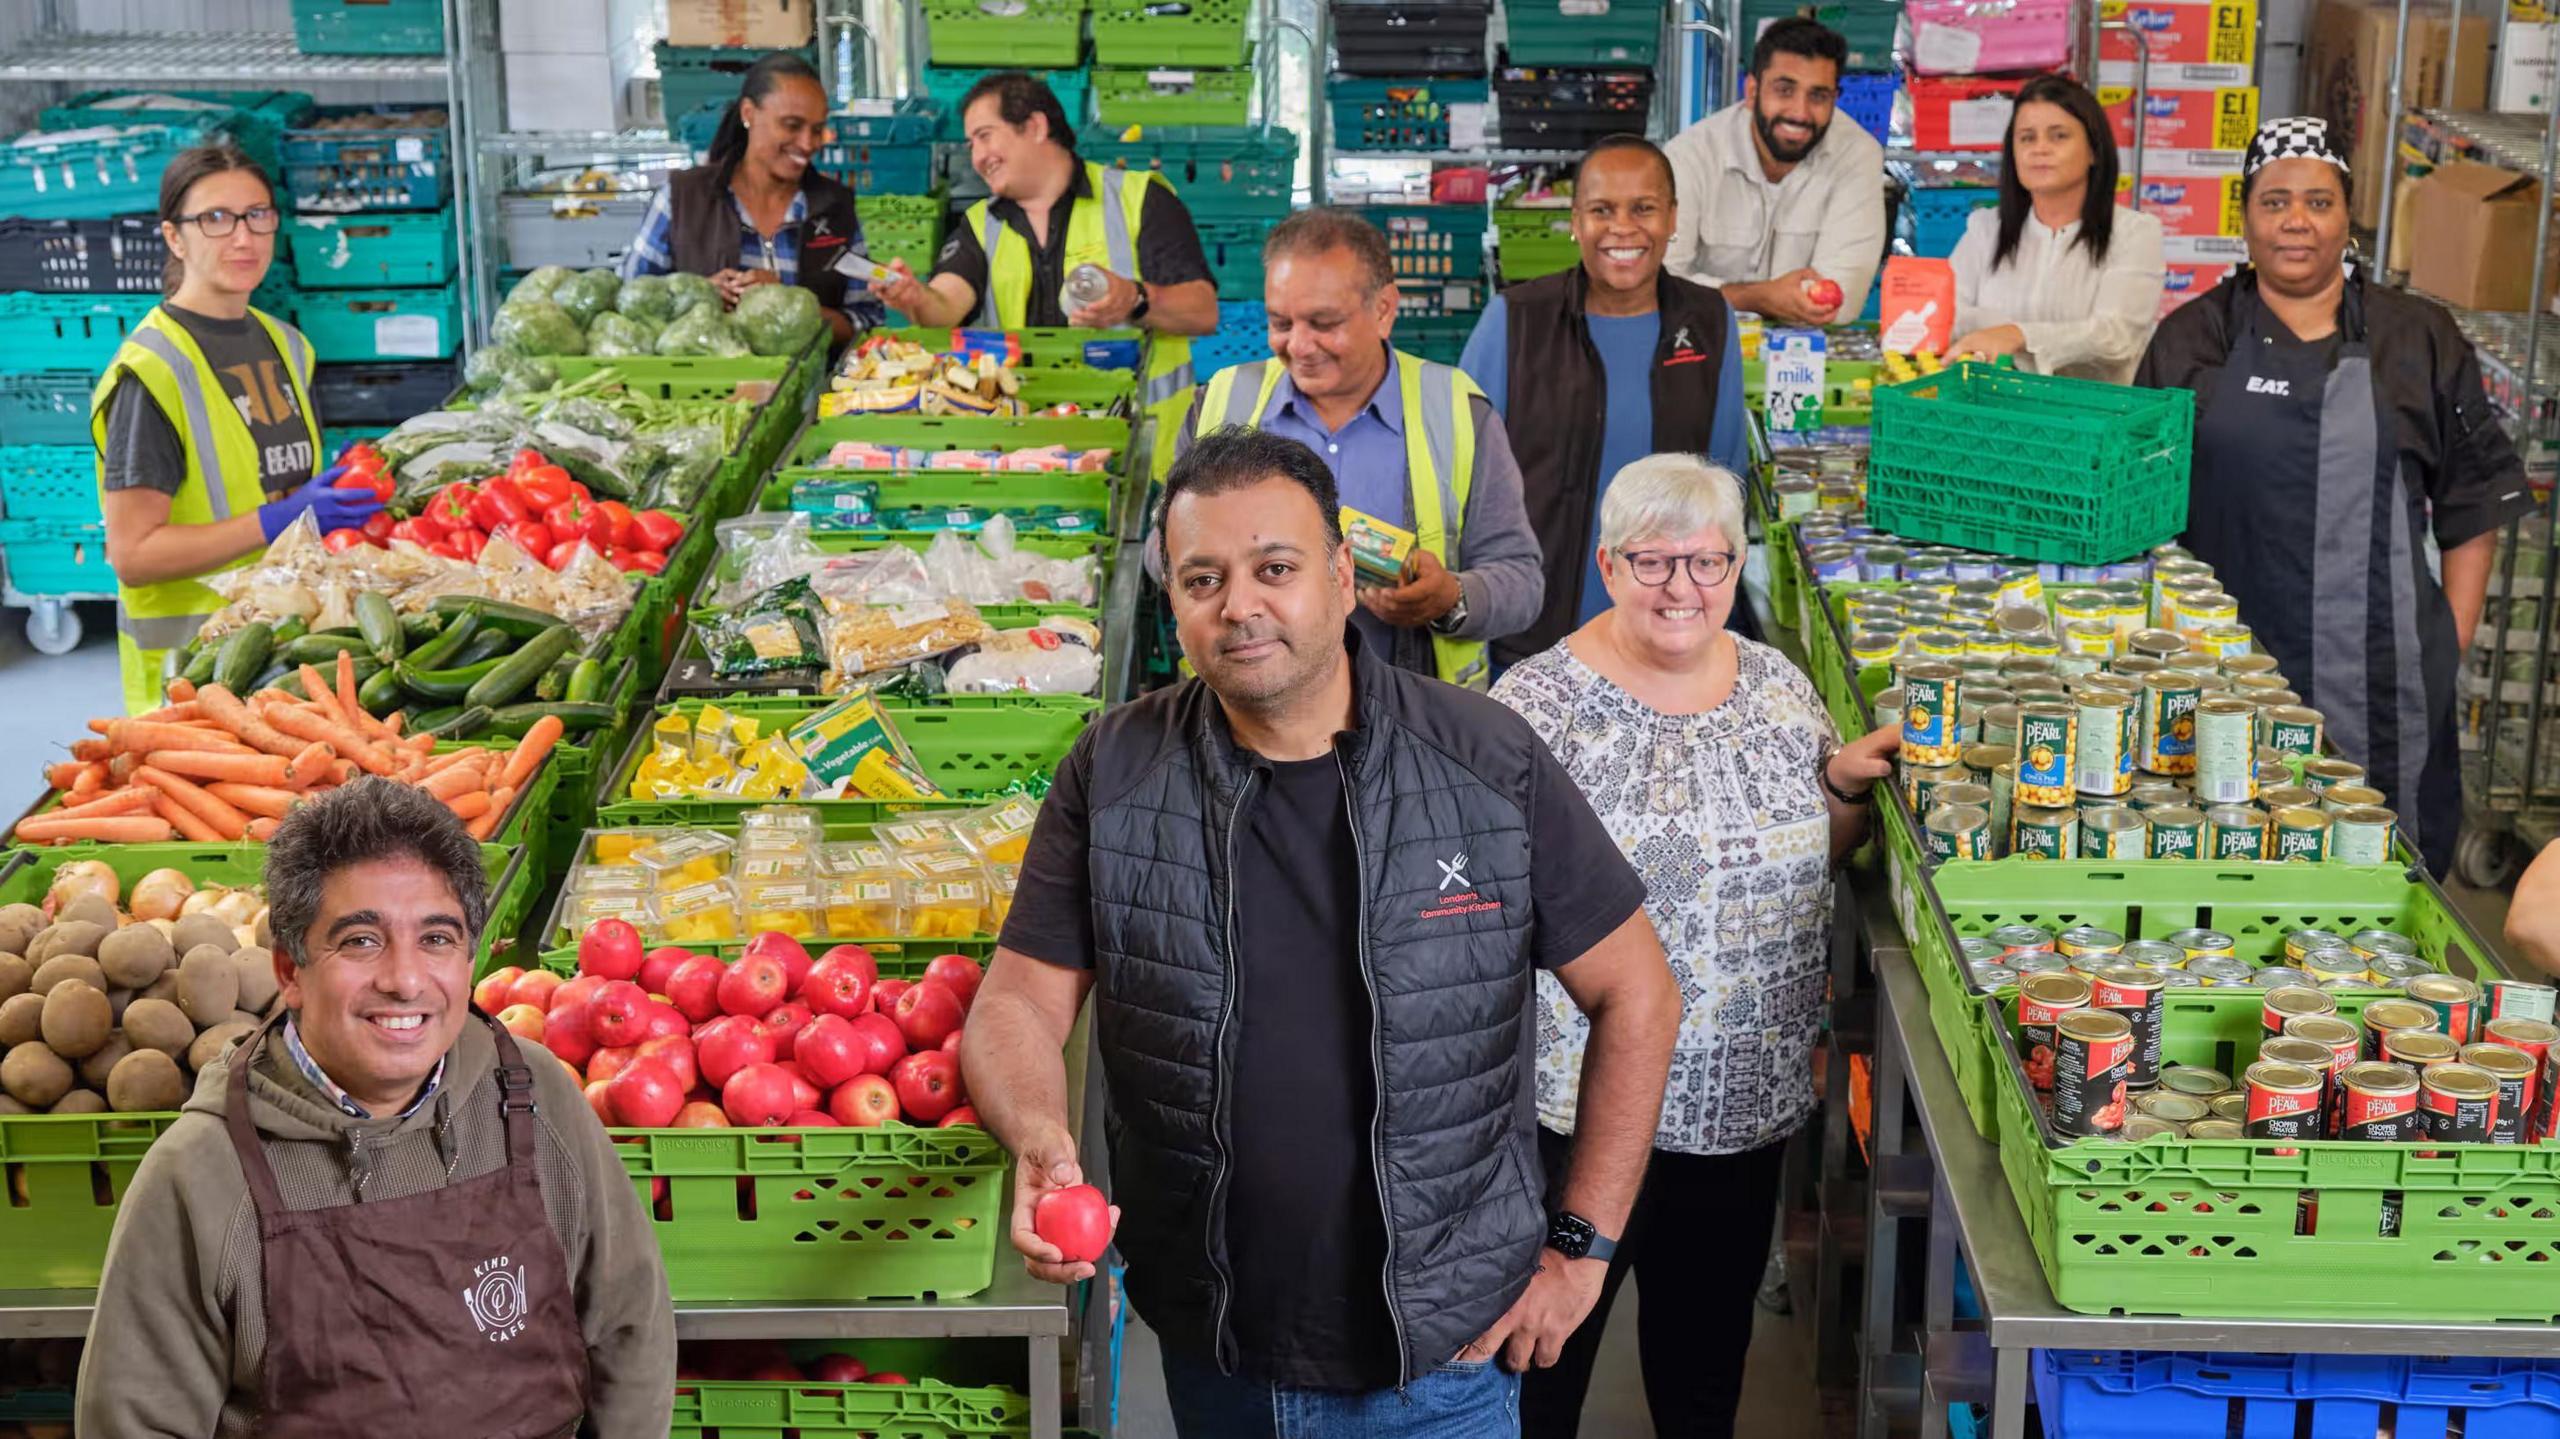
129, 868, 194, 924
179, 890, 221, 918
44, 860, 119, 918
209, 890, 259, 927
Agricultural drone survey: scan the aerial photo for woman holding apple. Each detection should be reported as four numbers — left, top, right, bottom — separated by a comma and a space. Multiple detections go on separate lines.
95, 143, 384, 716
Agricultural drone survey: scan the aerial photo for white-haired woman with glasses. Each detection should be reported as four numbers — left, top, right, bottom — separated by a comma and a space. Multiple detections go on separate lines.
1492, 454, 1897, 1439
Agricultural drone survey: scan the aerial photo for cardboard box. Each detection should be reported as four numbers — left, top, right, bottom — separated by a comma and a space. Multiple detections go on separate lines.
2161, 261, 2236, 315
2118, 171, 2245, 235
665, 0, 816, 47
2404, 160, 2560, 310
2305, 0, 2493, 228
2100, 0, 2258, 67
2101, 84, 2259, 150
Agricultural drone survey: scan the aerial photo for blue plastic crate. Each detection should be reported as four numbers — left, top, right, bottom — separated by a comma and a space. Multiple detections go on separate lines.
0, 520, 111, 597
0, 372, 96, 446
0, 123, 202, 221
1839, 70, 1898, 144
0, 294, 156, 373
2035, 1350, 2560, 1439
0, 447, 99, 524
1900, 183, 1994, 257
1191, 300, 1269, 377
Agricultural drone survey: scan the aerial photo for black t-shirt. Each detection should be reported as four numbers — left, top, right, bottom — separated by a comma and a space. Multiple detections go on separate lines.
1000, 677, 1647, 1390
100, 303, 315, 501
931, 168, 1213, 326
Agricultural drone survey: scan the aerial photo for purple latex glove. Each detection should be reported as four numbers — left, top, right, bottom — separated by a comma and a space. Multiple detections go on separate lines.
257, 463, 381, 543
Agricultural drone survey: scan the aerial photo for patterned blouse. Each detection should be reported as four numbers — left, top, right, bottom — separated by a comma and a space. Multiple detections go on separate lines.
1492, 635, 1838, 1156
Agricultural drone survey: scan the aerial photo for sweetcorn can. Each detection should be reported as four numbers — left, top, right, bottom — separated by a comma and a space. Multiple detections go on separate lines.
2190, 955, 2257, 985
2283, 928, 2346, 964
2058, 926, 2125, 960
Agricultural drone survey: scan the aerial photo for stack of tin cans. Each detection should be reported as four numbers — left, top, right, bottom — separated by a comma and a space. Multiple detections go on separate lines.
1961, 922, 2444, 995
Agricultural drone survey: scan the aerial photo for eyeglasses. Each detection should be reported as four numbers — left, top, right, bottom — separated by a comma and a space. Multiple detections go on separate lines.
1618, 548, 1738, 587
175, 206, 280, 238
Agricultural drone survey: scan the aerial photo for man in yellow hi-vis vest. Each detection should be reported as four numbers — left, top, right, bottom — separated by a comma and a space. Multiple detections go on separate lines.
872, 71, 1220, 416
1162, 210, 1543, 691
95, 145, 379, 716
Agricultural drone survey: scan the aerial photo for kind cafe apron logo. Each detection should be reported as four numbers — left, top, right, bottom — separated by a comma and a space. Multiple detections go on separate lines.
1420, 850, 1502, 919
462, 1254, 532, 1343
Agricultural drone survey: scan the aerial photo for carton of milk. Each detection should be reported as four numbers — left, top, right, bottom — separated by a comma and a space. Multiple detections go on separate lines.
1765, 329, 1828, 433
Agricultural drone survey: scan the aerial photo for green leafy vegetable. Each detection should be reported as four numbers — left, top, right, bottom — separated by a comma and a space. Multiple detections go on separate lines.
734, 284, 822, 356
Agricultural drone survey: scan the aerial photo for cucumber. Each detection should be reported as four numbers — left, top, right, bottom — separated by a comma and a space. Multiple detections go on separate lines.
485, 700, 615, 735
404, 605, 482, 670
429, 594, 566, 640
465, 624, 577, 709
453, 628, 514, 667
410, 704, 465, 732
355, 592, 404, 665
399, 611, 444, 644
181, 642, 221, 688
357, 664, 405, 714
394, 655, 509, 703
564, 658, 606, 704
534, 656, 577, 702
421, 705, 493, 740
269, 616, 309, 648
277, 632, 364, 669
212, 622, 273, 692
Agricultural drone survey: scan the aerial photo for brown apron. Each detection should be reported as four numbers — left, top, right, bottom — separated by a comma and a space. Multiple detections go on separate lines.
224, 1016, 591, 1438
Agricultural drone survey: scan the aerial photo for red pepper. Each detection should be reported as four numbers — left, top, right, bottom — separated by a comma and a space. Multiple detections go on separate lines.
323, 527, 372, 554
338, 441, 384, 470
516, 464, 576, 512
631, 509, 685, 552
469, 482, 531, 534
495, 518, 553, 559
627, 549, 668, 575
360, 511, 396, 546
388, 517, 440, 547
430, 481, 479, 529
546, 497, 612, 548
596, 499, 636, 549
510, 448, 546, 476
545, 538, 593, 572
448, 527, 487, 562
405, 510, 452, 544
334, 466, 393, 506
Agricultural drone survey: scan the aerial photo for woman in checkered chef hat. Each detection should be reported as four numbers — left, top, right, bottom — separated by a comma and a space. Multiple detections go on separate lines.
2134, 116, 2534, 879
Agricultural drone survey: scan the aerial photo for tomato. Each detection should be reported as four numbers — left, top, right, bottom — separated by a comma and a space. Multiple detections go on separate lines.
632, 509, 685, 552
516, 464, 576, 512
546, 497, 612, 548
359, 511, 396, 545
596, 499, 636, 549
1031, 1184, 1113, 1263
447, 527, 487, 562
626, 549, 668, 576
495, 519, 553, 558
322, 527, 373, 554
430, 481, 479, 529
545, 538, 592, 571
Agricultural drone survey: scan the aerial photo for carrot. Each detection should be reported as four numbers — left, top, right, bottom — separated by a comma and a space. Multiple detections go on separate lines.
466, 789, 508, 840
196, 685, 306, 759
245, 817, 279, 841
336, 652, 389, 740
133, 766, 252, 841
126, 702, 203, 724
285, 741, 335, 790
422, 758, 488, 801
145, 750, 293, 787
165, 676, 196, 704
12, 813, 176, 845
65, 765, 104, 802
263, 704, 396, 777
47, 788, 159, 821
206, 782, 298, 821
498, 716, 564, 793
68, 738, 109, 762
421, 750, 483, 775
299, 665, 351, 728
105, 753, 139, 788
383, 712, 406, 737
442, 790, 493, 821
105, 719, 255, 756
149, 792, 224, 843
44, 760, 90, 791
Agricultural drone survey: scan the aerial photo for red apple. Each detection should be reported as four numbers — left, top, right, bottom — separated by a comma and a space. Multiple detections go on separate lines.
873, 978, 911, 1013
579, 918, 646, 981
639, 999, 691, 1043
718, 952, 790, 1019
828, 1073, 900, 1126
794, 1015, 866, 1087
639, 946, 692, 996
587, 1044, 639, 1084
1804, 275, 1845, 311
869, 1374, 910, 1385
583, 1079, 616, 1125
696, 1015, 778, 1089
938, 1105, 982, 1128
589, 981, 650, 1048
495, 1003, 547, 1044
723, 1062, 799, 1127
922, 953, 983, 1009
892, 980, 965, 1051
744, 929, 814, 995
665, 955, 727, 1024
607, 1059, 687, 1128
543, 1000, 597, 1069
473, 966, 525, 1014
508, 969, 565, 1013
891, 1049, 963, 1123
801, 947, 879, 1019
787, 1108, 839, 1126
808, 1354, 869, 1383
846, 1012, 907, 1076
554, 974, 606, 1014
777, 1063, 822, 1112
760, 1001, 814, 1060
1033, 1184, 1114, 1263
638, 1035, 699, 1094
940, 1026, 964, 1054
673, 1101, 729, 1128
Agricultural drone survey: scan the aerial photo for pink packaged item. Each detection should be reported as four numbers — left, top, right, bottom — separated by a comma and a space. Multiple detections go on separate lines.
1000, 446, 1072, 473
1068, 449, 1114, 473
1906, 0, 2071, 74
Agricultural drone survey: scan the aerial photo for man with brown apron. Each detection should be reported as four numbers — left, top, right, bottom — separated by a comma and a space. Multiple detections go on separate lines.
79, 779, 673, 1437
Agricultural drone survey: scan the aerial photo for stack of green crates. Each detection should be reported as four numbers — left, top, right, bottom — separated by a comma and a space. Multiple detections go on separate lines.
922, 64, 1094, 140
293, 0, 446, 54
1079, 125, 1296, 301
1091, 0, 1255, 126
1736, 0, 1902, 69
1503, 0, 1661, 65
823, 99, 942, 203
921, 0, 1089, 65
1493, 202, 1576, 282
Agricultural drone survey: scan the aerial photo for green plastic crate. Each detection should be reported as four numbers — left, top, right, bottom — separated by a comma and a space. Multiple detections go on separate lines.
921, 0, 1090, 66
1355, 204, 1488, 282
1505, 0, 1661, 65
923, 65, 1093, 141
614, 1124, 1007, 1301
1494, 205, 1576, 281
0, 446, 98, 524
0, 124, 203, 222
40, 90, 315, 176
1740, 0, 1903, 70
289, 208, 456, 289
1867, 364, 2193, 567
454, 655, 649, 880
656, 44, 820, 126
1092, 62, 1255, 127
1498, 236, 1579, 282
765, 464, 1115, 519
292, 281, 460, 362
0, 292, 155, 372
292, 0, 447, 54
867, 325, 1144, 380
1079, 124, 1297, 218
674, 1377, 1030, 1437
1093, 0, 1252, 63
0, 371, 97, 447
0, 520, 108, 596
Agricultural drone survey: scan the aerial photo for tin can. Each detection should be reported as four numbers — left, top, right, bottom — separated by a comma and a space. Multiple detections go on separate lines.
2208, 1092, 2249, 1123
1904, 763, 1969, 816
2061, 619, 2117, 661
2255, 966, 2316, 990
2324, 978, 2383, 992
2367, 955, 2434, 988
2167, 927, 2237, 960
2012, 806, 2078, 861
2339, 1061, 2423, 1141
2349, 929, 2418, 963
2092, 966, 2165, 1088
1964, 633, 2014, 662
2018, 973, 2094, 1092
2178, 593, 2239, 639
2421, 1064, 2499, 1145
1970, 964, 2020, 990
2058, 926, 2125, 959
2078, 805, 2147, 860
2264, 705, 2325, 757
1961, 743, 2010, 780
2245, 1060, 2327, 1143
1936, 781, 1994, 814
2197, 623, 2255, 659
2299, 948, 2367, 986
1913, 628, 1968, 660
2383, 1028, 2462, 1069
2118, 939, 2187, 972
2254, 761, 2299, 792
2301, 758, 2367, 795
2540, 1049, 2560, 1142
2283, 1015, 2364, 1117
1987, 763, 2015, 848
1850, 634, 1902, 676
1922, 804, 1992, 864
2262, 985, 2338, 1041
2191, 955, 2257, 986
1976, 703, 2019, 750
2145, 805, 2205, 861
2119, 1116, 2182, 1141
2136, 672, 2202, 775
2483, 1016, 2558, 1086
2282, 929, 2346, 964
2193, 697, 2259, 804
2126, 782, 2189, 812
2360, 998, 2441, 1061
2407, 973, 2482, 1046
2128, 628, 2187, 661
1990, 924, 2055, 958
2188, 1118, 2245, 1139
2160, 1065, 2230, 1098
1999, 569, 2046, 609
2051, 1009, 2135, 1136
2488, 979, 2560, 1025
2271, 806, 2332, 863
2260, 1035, 2335, 1072
2012, 952, 2072, 975
2072, 688, 2136, 797
2322, 786, 2389, 816
2204, 805, 2267, 861
2259, 784, 2321, 815
2461, 1044, 2536, 1143
1772, 476, 1819, 517
2014, 704, 2076, 809
2220, 652, 2281, 679
1899, 662, 1962, 766
1871, 687, 1906, 736
2053, 588, 2111, 628
2135, 1091, 2212, 1124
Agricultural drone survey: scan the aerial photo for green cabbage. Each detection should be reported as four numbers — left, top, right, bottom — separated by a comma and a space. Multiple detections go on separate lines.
491, 298, 587, 357
587, 310, 655, 358
463, 344, 520, 392
664, 271, 720, 319
507, 266, 573, 305
555, 267, 623, 326
735, 284, 822, 356
497, 352, 560, 395
616, 274, 676, 325
655, 305, 750, 357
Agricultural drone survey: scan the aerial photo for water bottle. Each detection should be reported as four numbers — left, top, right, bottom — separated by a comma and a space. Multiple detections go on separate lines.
1061, 263, 1113, 314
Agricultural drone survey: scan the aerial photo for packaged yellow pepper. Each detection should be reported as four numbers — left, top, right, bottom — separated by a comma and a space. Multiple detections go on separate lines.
739, 879, 823, 938
653, 879, 740, 943
631, 831, 735, 891
822, 871, 903, 935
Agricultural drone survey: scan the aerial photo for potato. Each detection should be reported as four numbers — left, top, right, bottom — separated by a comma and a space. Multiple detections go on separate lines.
31, 920, 106, 965
53, 895, 117, 933
0, 994, 40, 1048
0, 904, 41, 957
29, 954, 103, 998
170, 913, 236, 957
76, 1031, 133, 1089
38, 983, 110, 1058
176, 946, 239, 1028
0, 955, 25, 1004
0, 1095, 28, 1116
140, 972, 180, 1007
47, 1089, 104, 1115
105, 1050, 186, 1112
107, 987, 133, 1022
96, 925, 174, 990
188, 1020, 254, 1073
0, 1043, 71, 1108
120, 998, 193, 1059
231, 946, 279, 1015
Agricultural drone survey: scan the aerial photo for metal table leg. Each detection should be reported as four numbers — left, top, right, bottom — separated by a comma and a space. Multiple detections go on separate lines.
1032, 1333, 1061, 1439
1989, 1343, 2030, 1439
1856, 941, 1909, 1439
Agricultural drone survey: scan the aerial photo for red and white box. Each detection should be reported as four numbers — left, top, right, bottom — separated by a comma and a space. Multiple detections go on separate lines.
1906, 74, 2031, 151
2096, 58, 2255, 88
2099, 0, 2257, 67
2117, 171, 2244, 236
2160, 262, 2237, 315
2099, 85, 2260, 151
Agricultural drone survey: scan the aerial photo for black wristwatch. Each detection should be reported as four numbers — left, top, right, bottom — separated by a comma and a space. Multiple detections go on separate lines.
1129, 289, 1152, 325
1547, 1211, 1618, 1264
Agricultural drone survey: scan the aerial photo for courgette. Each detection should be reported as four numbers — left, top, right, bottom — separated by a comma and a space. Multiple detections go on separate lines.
534, 655, 578, 702
399, 611, 444, 644
254, 662, 295, 697
277, 633, 364, 669
357, 664, 405, 714
269, 616, 309, 648
354, 592, 403, 665
181, 643, 221, 687
410, 704, 465, 732
403, 605, 482, 669
212, 622, 273, 692
486, 700, 615, 735
453, 628, 514, 667
394, 655, 509, 703
421, 705, 493, 740
564, 658, 606, 704
429, 594, 567, 640
465, 624, 577, 709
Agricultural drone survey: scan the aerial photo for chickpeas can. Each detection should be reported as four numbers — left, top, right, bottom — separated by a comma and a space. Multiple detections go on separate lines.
1871, 687, 1905, 736
2193, 697, 2259, 805
1904, 763, 1968, 815
2051, 1009, 2135, 1136
2078, 805, 2147, 860
2265, 705, 2325, 757
2011, 806, 2078, 861
1899, 663, 1962, 766
2301, 757, 2367, 794
2145, 805, 2206, 861
2205, 805, 2267, 861
2271, 806, 2332, 862
2015, 704, 2076, 809
2136, 672, 2203, 775
1961, 743, 2010, 780
2332, 806, 2395, 866
2074, 688, 2136, 796
1922, 804, 1991, 864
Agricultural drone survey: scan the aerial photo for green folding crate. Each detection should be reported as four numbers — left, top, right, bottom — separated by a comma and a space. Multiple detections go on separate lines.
1079, 124, 1298, 218
673, 1378, 1030, 1437
292, 281, 460, 362
0, 446, 99, 524
765, 465, 1115, 519
39, 90, 315, 176
289, 208, 456, 289
1092, 61, 1255, 126
1495, 207, 1578, 282
921, 0, 1090, 66
0, 520, 109, 596
1396, 312, 1478, 367
1092, 0, 1253, 64
789, 411, 1130, 467
292, 0, 447, 54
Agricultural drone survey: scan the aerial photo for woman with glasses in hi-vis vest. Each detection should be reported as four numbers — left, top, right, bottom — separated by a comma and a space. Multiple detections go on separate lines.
94, 144, 381, 715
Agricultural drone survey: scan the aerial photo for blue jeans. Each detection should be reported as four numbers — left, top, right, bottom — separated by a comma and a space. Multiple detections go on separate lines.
1160, 1343, 1521, 1439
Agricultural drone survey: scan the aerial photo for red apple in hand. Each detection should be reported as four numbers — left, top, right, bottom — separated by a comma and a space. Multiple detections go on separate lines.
892, 1049, 964, 1123
723, 1062, 799, 1127
801, 947, 879, 1019
508, 969, 564, 1013
718, 953, 791, 1019
847, 1012, 906, 1076
828, 1073, 900, 1126
665, 955, 726, 1024
607, 1059, 687, 1128
696, 1015, 777, 1089
761, 1001, 814, 1059
1803, 275, 1844, 311
893, 980, 965, 1050
639, 946, 692, 996
473, 966, 524, 1014
796, 1015, 866, 1087
1033, 1184, 1115, 1263
589, 981, 650, 1048
578, 918, 645, 981
543, 1000, 597, 1069
743, 929, 814, 996
638, 1035, 699, 1094
922, 953, 983, 1009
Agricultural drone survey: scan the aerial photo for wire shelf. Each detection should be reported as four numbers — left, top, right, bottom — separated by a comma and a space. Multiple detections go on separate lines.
0, 31, 448, 84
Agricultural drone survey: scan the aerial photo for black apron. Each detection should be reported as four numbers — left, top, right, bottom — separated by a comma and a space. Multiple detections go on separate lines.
2182, 283, 2461, 876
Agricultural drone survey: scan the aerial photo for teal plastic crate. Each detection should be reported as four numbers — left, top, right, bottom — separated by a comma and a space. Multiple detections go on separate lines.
0, 372, 98, 447
1355, 203, 1488, 281
291, 281, 460, 363
1092, 0, 1252, 64
0, 293, 156, 373
923, 65, 1094, 140
39, 90, 315, 176
282, 104, 453, 212
1329, 78, 1489, 150
0, 447, 98, 524
289, 208, 456, 288
1078, 124, 1296, 217
0, 124, 202, 221
655, 44, 818, 128
292, 0, 447, 54
319, 426, 392, 458
1092, 61, 1255, 127
1740, 0, 1903, 69
921, 0, 1090, 65
1396, 312, 1477, 367
1505, 0, 1661, 64
0, 521, 110, 597
1199, 218, 1267, 300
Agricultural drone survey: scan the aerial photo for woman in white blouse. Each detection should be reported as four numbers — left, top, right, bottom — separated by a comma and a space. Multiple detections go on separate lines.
1493, 455, 1898, 1439
1946, 72, 2166, 383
